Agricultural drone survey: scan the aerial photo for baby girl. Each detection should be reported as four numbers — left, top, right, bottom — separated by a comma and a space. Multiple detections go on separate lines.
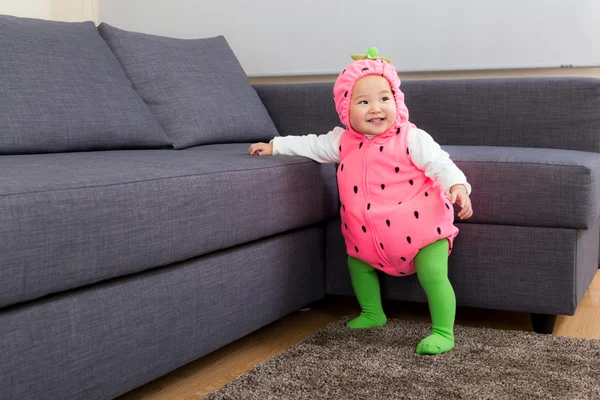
249, 48, 472, 355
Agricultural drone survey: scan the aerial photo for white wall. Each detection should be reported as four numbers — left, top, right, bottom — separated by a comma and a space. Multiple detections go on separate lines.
0, 0, 53, 19
0, 0, 98, 23
98, 0, 600, 77
53, 0, 98, 23
3, 0, 597, 81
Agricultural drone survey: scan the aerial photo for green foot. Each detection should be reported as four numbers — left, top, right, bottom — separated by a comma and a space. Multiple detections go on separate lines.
416, 333, 454, 355
346, 313, 387, 329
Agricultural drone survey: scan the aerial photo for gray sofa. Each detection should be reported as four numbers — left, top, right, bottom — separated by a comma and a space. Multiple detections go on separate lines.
258, 79, 600, 330
1, 14, 599, 400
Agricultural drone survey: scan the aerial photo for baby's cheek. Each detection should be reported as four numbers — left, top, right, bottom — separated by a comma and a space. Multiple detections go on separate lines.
349, 113, 361, 131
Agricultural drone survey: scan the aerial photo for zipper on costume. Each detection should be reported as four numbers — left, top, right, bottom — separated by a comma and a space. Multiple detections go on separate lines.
363, 140, 392, 267
363, 140, 390, 267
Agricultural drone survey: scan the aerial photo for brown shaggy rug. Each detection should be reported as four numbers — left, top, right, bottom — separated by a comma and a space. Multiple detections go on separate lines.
205, 317, 600, 399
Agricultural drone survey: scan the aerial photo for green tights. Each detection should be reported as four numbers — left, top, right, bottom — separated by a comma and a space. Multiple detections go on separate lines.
346, 239, 455, 355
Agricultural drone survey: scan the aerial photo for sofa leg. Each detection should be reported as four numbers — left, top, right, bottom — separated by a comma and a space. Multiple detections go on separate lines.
530, 313, 557, 334
298, 297, 327, 311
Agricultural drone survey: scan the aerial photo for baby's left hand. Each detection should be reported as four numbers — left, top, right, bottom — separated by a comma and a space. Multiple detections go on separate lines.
450, 184, 473, 220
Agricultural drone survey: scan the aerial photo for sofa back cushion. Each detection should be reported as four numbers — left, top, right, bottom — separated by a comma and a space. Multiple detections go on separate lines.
401, 77, 600, 152
256, 78, 600, 153
0, 15, 171, 155
97, 23, 279, 149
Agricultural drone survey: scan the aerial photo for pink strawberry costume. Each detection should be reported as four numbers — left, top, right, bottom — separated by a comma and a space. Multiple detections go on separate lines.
334, 54, 458, 277
266, 48, 471, 354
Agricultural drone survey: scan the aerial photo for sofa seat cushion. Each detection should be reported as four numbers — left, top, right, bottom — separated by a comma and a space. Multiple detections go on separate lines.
0, 15, 170, 155
447, 145, 600, 229
0, 144, 338, 308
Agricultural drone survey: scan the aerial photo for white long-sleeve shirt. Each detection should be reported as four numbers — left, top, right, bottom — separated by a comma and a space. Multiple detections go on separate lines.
271, 126, 471, 196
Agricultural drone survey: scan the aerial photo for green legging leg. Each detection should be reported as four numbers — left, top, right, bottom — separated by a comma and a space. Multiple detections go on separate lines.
345, 256, 387, 329
414, 239, 455, 355
345, 239, 455, 355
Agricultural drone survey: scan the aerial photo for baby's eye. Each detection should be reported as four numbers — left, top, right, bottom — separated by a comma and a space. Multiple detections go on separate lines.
381, 96, 390, 102
358, 100, 368, 105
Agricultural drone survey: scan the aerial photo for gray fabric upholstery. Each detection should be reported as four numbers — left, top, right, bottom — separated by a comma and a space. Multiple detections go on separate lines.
0, 226, 325, 400
447, 145, 600, 229
0, 144, 338, 307
326, 218, 600, 315
254, 82, 340, 138
403, 78, 600, 152
254, 78, 600, 152
0, 15, 170, 155
98, 23, 279, 148
576, 219, 600, 303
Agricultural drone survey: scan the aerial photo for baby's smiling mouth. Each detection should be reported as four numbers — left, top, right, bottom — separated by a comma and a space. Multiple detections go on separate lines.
368, 118, 385, 122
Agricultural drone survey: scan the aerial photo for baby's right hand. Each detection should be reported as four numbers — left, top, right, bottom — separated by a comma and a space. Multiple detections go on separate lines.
249, 142, 273, 156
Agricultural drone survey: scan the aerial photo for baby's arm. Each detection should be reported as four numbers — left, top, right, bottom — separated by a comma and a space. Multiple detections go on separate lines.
249, 127, 344, 164
409, 128, 471, 195
409, 128, 473, 219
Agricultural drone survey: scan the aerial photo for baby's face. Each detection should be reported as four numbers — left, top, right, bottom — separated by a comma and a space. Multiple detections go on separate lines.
349, 75, 397, 136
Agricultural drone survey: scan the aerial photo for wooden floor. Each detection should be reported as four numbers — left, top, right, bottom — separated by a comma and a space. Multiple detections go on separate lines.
119, 270, 600, 400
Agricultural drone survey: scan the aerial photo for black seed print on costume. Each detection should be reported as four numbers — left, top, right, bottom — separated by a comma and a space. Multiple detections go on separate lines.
401, 257, 406, 261
344, 91, 348, 97
345, 223, 348, 230
446, 203, 450, 209
342, 204, 345, 211
407, 148, 410, 155
395, 167, 399, 173
414, 211, 419, 219
396, 128, 400, 134
355, 246, 359, 253
380, 146, 383, 152
341, 164, 344, 171
425, 192, 429, 197
386, 219, 390, 227
367, 203, 371, 210
400, 272, 406, 275
409, 180, 413, 185
437, 227, 442, 234
354, 186, 358, 194
378, 263, 384, 268
362, 226, 367, 233
342, 69, 346, 74
407, 236, 412, 244
359, 142, 363, 149
339, 146, 342, 152
362, 68, 369, 71
380, 243, 384, 250
381, 184, 385, 190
